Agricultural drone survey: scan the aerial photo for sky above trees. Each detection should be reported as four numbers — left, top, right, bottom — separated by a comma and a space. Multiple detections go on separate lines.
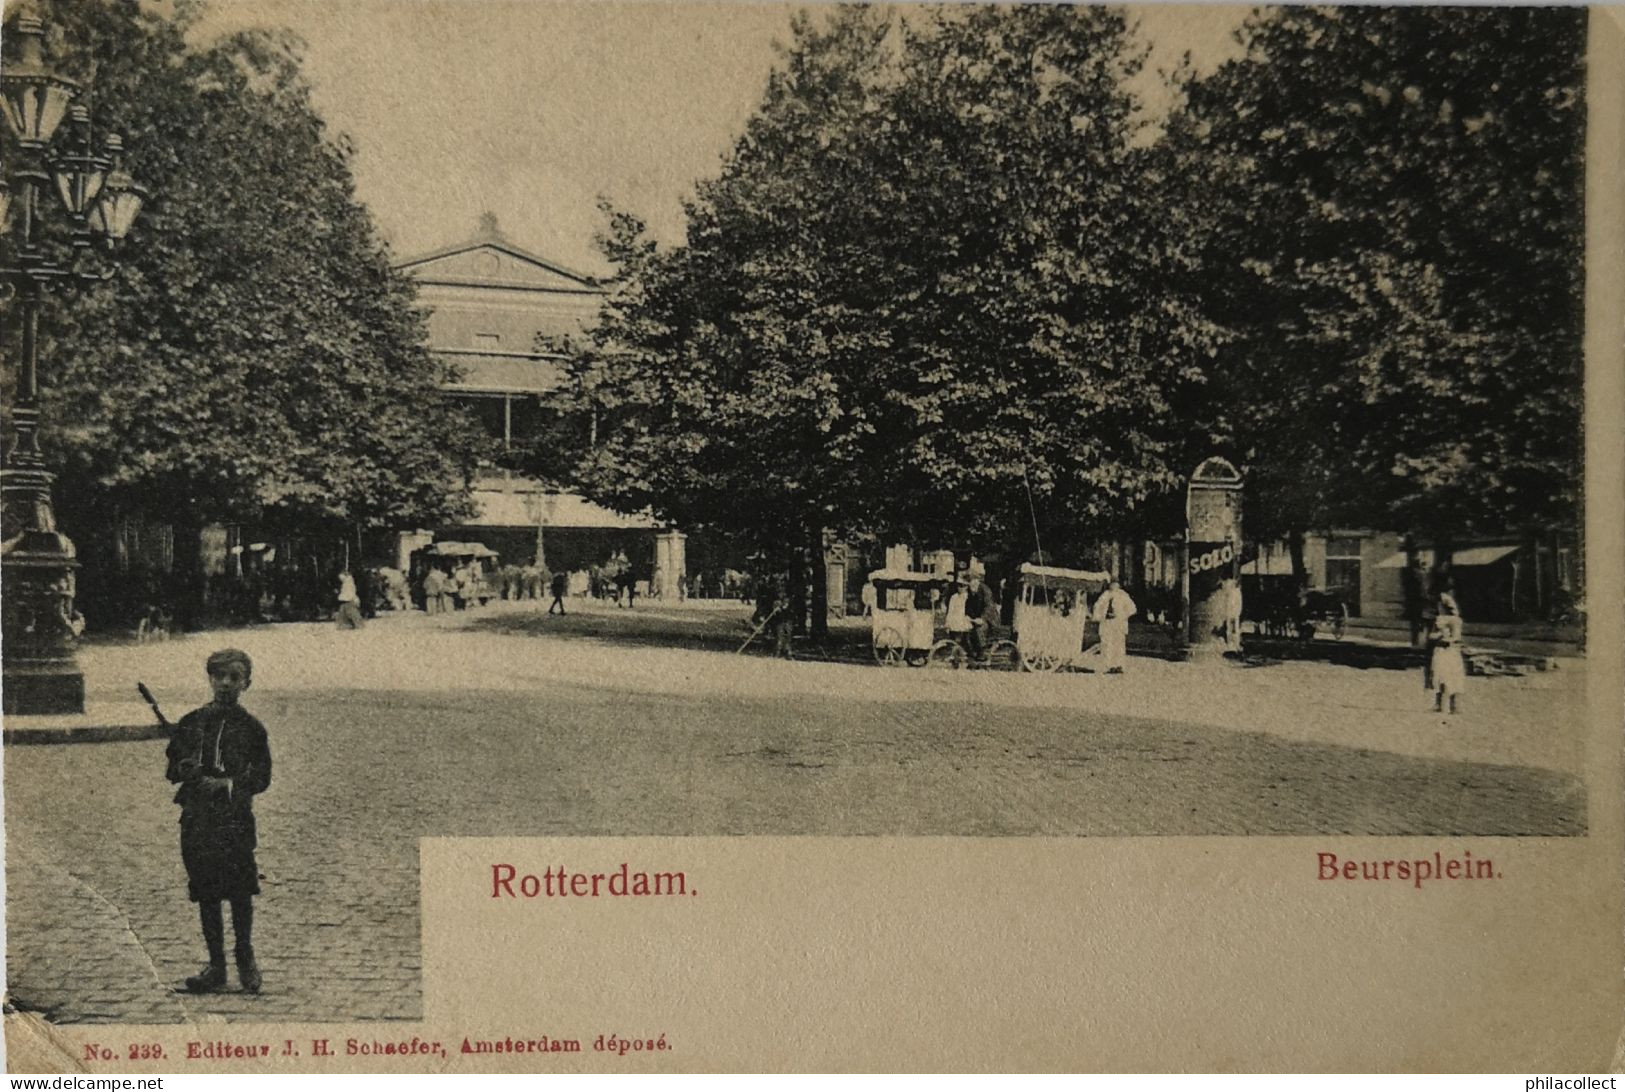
190, 1, 1247, 271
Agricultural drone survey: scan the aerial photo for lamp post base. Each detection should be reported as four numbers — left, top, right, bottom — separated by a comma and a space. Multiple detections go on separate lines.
2, 526, 86, 717
2, 659, 86, 716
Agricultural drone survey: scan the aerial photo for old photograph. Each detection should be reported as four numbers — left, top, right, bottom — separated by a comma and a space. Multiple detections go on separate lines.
1, 0, 1619, 1071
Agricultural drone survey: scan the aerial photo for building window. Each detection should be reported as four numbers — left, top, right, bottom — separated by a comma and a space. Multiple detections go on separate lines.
1325, 536, 1362, 617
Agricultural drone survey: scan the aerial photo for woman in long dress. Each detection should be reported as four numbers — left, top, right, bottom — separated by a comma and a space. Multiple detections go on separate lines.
1092, 580, 1137, 675
1429, 592, 1467, 715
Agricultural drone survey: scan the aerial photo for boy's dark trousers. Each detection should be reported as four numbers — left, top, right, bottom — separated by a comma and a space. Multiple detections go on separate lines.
194, 896, 257, 990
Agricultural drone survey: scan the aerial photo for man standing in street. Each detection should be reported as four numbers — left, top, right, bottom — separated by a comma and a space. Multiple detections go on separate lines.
335, 568, 364, 630
1092, 579, 1137, 674
1222, 576, 1244, 651
422, 566, 445, 615
549, 569, 569, 615
963, 572, 991, 662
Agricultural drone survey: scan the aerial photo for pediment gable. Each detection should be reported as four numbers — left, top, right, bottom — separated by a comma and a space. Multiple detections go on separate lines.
399, 242, 600, 293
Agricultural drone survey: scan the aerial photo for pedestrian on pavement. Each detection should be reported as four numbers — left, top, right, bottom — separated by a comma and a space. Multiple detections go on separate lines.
946, 578, 971, 642
422, 567, 444, 615
1092, 579, 1137, 674
165, 649, 272, 995
1429, 593, 1467, 715
963, 572, 991, 662
549, 570, 569, 615
1222, 576, 1244, 651
335, 569, 364, 630
769, 574, 794, 659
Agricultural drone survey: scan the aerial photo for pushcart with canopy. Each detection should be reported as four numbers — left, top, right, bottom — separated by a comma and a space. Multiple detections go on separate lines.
1011, 563, 1112, 671
867, 569, 1016, 669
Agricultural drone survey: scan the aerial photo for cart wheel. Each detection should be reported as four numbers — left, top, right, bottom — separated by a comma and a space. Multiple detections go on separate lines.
1022, 652, 1062, 673
984, 639, 1020, 671
927, 639, 967, 670
873, 627, 905, 667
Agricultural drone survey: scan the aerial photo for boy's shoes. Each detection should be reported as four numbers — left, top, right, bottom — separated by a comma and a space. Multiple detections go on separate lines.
236, 949, 262, 993
185, 963, 227, 993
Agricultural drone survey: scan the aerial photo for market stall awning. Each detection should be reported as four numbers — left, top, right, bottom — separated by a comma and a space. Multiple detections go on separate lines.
1374, 545, 1519, 569
424, 541, 500, 558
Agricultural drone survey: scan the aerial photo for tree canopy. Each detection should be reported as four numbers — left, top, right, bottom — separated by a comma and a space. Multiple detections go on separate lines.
551, 4, 1223, 562
1171, 5, 1585, 542
550, 4, 1584, 565
1, 0, 486, 540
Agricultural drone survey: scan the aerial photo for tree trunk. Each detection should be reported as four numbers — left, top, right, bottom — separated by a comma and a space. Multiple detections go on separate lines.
1432, 530, 1456, 601
787, 541, 807, 637
809, 528, 829, 642
1288, 529, 1307, 587
170, 518, 206, 632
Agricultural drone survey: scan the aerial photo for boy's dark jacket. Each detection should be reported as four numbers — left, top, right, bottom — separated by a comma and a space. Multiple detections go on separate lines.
165, 704, 272, 815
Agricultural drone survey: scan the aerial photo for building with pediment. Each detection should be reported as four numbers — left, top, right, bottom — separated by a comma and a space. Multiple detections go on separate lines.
395, 214, 685, 592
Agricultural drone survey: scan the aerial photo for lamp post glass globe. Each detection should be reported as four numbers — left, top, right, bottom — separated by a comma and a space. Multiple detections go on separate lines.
1, 17, 79, 147
51, 106, 111, 220
89, 145, 146, 243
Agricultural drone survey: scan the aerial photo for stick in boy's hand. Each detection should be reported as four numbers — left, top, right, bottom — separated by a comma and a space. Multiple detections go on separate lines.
136, 681, 172, 730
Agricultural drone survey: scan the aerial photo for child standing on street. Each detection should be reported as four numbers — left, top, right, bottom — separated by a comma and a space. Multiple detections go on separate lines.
1429, 593, 1467, 715
166, 649, 272, 993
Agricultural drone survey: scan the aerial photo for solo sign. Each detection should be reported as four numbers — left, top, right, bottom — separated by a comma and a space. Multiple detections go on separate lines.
1188, 542, 1237, 575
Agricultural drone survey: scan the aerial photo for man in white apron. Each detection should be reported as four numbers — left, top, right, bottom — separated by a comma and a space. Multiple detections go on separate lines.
1092, 579, 1137, 674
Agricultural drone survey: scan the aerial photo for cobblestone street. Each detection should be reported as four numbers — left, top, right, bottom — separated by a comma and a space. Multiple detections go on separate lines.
4, 602, 1589, 1025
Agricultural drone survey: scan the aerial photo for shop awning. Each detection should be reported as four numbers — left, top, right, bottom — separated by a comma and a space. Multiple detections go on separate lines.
423, 541, 500, 559
1374, 545, 1519, 569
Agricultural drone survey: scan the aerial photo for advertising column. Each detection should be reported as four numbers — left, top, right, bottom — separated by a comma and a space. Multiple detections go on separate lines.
655, 530, 686, 600
1185, 457, 1243, 656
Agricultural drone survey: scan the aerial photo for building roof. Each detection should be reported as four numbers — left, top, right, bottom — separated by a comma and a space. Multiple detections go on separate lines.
396, 215, 603, 294
1374, 545, 1520, 569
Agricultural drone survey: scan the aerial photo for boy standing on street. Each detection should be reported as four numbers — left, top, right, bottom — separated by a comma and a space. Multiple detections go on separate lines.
166, 649, 272, 994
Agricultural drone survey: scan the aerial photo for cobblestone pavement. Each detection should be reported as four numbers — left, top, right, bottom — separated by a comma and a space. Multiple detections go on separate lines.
4, 603, 1590, 1024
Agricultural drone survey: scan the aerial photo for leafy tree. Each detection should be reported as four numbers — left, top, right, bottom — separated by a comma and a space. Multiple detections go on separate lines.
1, 1, 486, 566
1172, 6, 1585, 553
551, 4, 1223, 615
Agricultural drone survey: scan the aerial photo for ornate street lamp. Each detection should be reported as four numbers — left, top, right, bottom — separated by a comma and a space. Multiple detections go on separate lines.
2, 16, 146, 715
